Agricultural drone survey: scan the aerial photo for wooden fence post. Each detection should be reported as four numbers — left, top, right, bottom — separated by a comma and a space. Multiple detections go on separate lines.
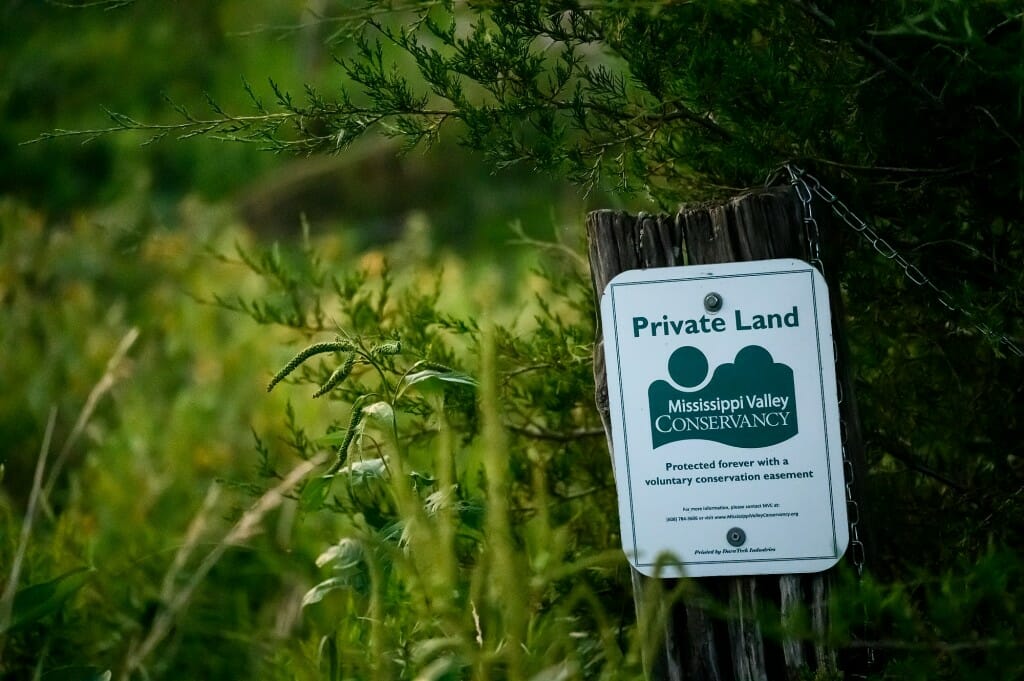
586, 185, 870, 680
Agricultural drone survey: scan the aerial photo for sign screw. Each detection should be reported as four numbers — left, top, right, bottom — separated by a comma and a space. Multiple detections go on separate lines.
704, 292, 723, 313
726, 527, 746, 547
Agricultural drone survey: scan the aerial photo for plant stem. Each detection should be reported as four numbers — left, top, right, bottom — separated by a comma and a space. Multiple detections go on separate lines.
0, 408, 57, 660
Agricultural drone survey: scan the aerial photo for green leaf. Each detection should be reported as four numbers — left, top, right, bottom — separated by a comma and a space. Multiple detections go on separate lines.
40, 667, 112, 681
299, 476, 333, 512
412, 636, 464, 665
403, 369, 477, 389
334, 457, 387, 481
3, 567, 94, 633
315, 537, 363, 570
413, 656, 462, 681
398, 369, 478, 400
362, 400, 395, 425
301, 576, 353, 607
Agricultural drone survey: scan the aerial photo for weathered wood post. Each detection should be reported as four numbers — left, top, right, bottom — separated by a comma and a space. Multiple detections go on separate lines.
587, 185, 869, 680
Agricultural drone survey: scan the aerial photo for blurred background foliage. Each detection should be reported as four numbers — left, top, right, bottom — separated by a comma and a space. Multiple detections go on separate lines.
1, 2, 616, 678
1, 1, 1022, 680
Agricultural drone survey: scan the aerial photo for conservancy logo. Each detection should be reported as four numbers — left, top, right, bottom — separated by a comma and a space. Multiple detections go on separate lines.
649, 345, 798, 449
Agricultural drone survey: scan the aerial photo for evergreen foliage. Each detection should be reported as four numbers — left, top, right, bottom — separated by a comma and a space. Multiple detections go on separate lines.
32, 0, 1024, 352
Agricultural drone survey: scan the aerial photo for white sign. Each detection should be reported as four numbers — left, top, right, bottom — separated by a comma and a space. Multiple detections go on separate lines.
600, 259, 848, 578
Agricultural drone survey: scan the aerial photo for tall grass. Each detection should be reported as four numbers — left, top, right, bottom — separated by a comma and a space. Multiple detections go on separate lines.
223, 213, 651, 679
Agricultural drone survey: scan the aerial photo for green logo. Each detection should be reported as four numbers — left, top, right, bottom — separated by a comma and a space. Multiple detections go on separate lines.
649, 345, 798, 449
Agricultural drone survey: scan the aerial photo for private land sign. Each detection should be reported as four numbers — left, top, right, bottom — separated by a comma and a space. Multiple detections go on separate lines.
600, 259, 848, 578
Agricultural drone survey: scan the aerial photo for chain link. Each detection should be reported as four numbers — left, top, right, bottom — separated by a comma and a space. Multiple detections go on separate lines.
781, 164, 1024, 358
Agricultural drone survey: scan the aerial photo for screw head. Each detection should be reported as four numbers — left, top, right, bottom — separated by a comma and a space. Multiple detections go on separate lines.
726, 527, 746, 547
704, 292, 723, 313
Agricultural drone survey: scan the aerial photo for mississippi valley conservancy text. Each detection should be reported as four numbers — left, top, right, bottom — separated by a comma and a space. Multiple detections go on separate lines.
654, 393, 791, 435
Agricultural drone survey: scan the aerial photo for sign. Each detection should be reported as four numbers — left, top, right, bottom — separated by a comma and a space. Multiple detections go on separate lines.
600, 259, 848, 578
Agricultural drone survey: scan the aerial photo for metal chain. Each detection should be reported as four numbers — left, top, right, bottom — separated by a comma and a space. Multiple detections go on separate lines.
785, 166, 868, 580
781, 164, 1023, 358
787, 166, 877, 674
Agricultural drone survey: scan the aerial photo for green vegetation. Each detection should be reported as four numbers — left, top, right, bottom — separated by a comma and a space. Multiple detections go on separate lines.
3, 1, 1023, 680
